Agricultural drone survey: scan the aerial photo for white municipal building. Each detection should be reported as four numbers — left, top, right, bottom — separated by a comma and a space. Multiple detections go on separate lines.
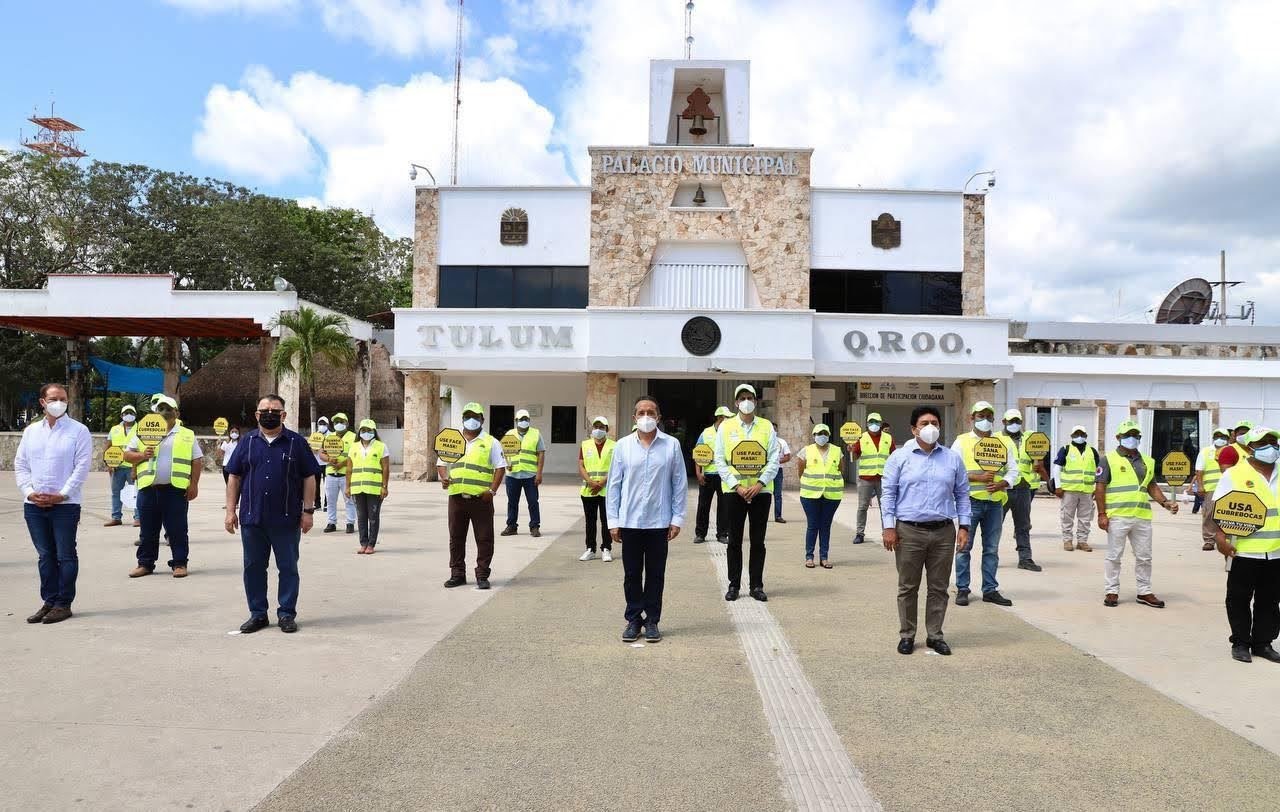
392, 57, 1280, 479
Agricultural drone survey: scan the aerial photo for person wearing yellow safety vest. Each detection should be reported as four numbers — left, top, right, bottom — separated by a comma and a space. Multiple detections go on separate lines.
797, 423, 844, 569
1094, 419, 1178, 608
105, 404, 139, 528
124, 394, 202, 579
437, 402, 507, 590
714, 384, 781, 603
577, 416, 616, 562
951, 401, 1018, 607
345, 419, 390, 555
1230, 420, 1255, 464
1052, 426, 1099, 552
501, 408, 546, 538
848, 411, 895, 545
693, 406, 733, 544
1197, 427, 1233, 551
320, 412, 357, 535
1210, 426, 1280, 664
998, 408, 1049, 573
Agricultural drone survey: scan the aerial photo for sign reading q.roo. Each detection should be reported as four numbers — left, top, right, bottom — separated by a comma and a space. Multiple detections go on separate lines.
843, 329, 969, 358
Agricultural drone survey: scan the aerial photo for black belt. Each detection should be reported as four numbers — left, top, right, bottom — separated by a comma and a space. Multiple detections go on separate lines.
900, 519, 952, 530
327, 473, 345, 477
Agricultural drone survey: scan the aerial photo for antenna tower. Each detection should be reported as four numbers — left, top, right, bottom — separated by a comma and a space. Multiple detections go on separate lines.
451, 0, 463, 185
22, 102, 86, 161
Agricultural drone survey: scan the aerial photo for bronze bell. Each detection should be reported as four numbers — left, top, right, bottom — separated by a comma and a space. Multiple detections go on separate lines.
692, 183, 707, 206
689, 114, 707, 136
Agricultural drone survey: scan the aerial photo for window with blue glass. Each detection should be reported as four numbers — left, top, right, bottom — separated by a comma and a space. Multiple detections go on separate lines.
809, 270, 961, 315
438, 266, 589, 308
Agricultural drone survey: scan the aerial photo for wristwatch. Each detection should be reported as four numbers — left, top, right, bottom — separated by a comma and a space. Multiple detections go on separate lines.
489, 488, 498, 496
303, 507, 316, 514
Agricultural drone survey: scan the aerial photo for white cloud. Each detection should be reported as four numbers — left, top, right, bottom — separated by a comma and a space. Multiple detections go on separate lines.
314, 0, 459, 57
192, 84, 316, 183
193, 66, 570, 235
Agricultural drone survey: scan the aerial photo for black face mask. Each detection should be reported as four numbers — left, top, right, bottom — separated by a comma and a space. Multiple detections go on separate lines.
258, 412, 282, 430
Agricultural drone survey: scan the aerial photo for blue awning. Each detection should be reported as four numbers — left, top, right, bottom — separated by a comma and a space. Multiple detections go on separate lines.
88, 356, 188, 395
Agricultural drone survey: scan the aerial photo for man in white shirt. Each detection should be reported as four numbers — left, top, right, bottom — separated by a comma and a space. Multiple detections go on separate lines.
14, 383, 93, 624
607, 394, 688, 643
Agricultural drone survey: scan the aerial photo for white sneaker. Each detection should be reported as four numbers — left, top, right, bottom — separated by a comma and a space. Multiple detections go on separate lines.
601, 549, 613, 562
579, 549, 596, 561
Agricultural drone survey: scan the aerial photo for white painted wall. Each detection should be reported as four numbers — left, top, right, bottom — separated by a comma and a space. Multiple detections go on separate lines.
437, 188, 590, 266
811, 190, 963, 272
442, 374, 588, 475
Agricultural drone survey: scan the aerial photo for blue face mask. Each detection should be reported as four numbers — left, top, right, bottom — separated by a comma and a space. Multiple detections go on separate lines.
1072, 436, 1087, 445
1120, 436, 1141, 450
463, 418, 482, 432
866, 422, 881, 433
815, 435, 829, 446
1254, 445, 1280, 465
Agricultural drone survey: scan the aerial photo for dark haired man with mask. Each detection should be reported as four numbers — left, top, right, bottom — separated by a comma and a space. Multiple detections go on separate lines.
1053, 425, 1098, 552
224, 394, 321, 633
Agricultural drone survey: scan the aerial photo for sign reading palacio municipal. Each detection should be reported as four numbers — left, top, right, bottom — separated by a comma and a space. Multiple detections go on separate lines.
599, 152, 802, 177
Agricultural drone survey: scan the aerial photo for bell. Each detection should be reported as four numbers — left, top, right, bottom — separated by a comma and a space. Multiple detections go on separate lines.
692, 183, 707, 206
689, 114, 707, 136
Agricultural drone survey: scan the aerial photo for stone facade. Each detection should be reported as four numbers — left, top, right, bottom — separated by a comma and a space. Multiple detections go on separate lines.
413, 187, 440, 308
772, 376, 811, 490
1012, 339, 1276, 359
585, 372, 620, 435
402, 370, 441, 480
588, 147, 813, 309
961, 194, 985, 316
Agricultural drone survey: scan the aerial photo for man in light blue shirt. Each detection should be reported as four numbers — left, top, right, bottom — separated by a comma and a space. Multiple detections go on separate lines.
881, 405, 971, 656
607, 394, 688, 644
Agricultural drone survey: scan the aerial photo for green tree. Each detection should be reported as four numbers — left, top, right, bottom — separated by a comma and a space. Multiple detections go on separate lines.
267, 306, 356, 431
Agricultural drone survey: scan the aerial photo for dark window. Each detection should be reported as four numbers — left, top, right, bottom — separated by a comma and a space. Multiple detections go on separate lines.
1152, 409, 1200, 480
489, 405, 514, 439
808, 270, 961, 315
439, 266, 589, 308
551, 405, 577, 444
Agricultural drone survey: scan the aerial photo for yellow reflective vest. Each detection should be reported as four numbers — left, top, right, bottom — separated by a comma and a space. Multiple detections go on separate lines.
799, 443, 842, 500
1225, 467, 1280, 555
109, 423, 135, 470
325, 431, 356, 476
998, 432, 1042, 489
580, 437, 616, 497
503, 428, 542, 476
719, 417, 776, 495
1059, 444, 1098, 494
1104, 450, 1155, 520
1197, 445, 1224, 496
448, 435, 497, 497
856, 432, 893, 478
697, 425, 718, 474
348, 439, 387, 496
135, 427, 197, 490
957, 432, 1015, 505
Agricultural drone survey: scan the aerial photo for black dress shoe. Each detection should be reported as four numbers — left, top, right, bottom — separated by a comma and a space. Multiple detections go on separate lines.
955, 590, 970, 606
725, 586, 739, 601
476, 579, 491, 590
693, 536, 707, 544
644, 622, 661, 643
1232, 645, 1253, 663
897, 638, 914, 655
323, 523, 337, 533
775, 517, 787, 524
279, 617, 298, 633
926, 638, 952, 656
530, 527, 541, 538
1252, 645, 1280, 663
240, 616, 270, 634
443, 575, 467, 588
717, 536, 728, 544
853, 533, 865, 544
982, 591, 1013, 607
749, 587, 768, 602
1017, 559, 1043, 572
41, 607, 72, 624
345, 523, 355, 534
26, 604, 53, 624
622, 621, 642, 642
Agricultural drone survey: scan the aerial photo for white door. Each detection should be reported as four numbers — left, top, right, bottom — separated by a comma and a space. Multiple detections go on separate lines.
1056, 407, 1098, 454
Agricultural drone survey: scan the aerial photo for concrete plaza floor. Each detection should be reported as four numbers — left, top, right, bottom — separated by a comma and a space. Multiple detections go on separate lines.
2, 474, 1277, 811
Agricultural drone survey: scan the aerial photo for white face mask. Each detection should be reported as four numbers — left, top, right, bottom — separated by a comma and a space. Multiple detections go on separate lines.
918, 424, 941, 445
229, 432, 239, 440
738, 399, 756, 415
44, 400, 68, 418
591, 428, 607, 440
318, 425, 329, 434
636, 416, 658, 433
360, 431, 375, 442
1213, 438, 1228, 448
517, 419, 530, 430
1120, 436, 1141, 450
122, 413, 136, 423
1072, 436, 1087, 445
463, 417, 482, 432
867, 422, 881, 433
1006, 422, 1022, 434
333, 422, 347, 433
974, 418, 993, 433
1254, 445, 1280, 465
814, 434, 830, 446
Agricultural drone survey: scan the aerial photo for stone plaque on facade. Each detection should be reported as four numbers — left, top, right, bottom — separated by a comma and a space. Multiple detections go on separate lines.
871, 212, 901, 250
500, 207, 528, 246
681, 316, 721, 356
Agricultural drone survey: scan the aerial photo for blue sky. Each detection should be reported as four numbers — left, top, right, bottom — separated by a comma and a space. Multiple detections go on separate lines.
3, 0, 1279, 323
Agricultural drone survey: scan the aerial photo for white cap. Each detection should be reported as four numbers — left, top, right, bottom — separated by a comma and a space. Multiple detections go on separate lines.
516, 409, 531, 420
1003, 408, 1022, 421
591, 415, 609, 427
734, 384, 756, 398
1071, 425, 1087, 435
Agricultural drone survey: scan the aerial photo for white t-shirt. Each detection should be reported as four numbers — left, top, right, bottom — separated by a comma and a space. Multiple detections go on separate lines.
218, 439, 238, 467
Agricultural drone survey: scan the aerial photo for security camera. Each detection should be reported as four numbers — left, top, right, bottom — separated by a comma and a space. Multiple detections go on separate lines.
987, 175, 996, 189
408, 166, 418, 181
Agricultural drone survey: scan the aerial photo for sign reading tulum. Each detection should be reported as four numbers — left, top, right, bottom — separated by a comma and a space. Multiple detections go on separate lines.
418, 324, 575, 351
600, 151, 802, 176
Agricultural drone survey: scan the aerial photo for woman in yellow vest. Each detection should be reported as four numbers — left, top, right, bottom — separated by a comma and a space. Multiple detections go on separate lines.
577, 416, 616, 562
797, 423, 844, 569
345, 419, 390, 554
1196, 427, 1232, 551
1209, 426, 1280, 663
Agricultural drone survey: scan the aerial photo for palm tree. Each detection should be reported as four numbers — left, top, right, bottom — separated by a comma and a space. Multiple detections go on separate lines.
268, 306, 356, 431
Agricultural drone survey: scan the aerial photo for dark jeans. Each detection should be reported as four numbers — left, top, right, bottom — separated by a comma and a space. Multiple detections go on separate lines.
1226, 556, 1280, 648
725, 490, 772, 590
621, 528, 669, 624
1003, 484, 1034, 562
582, 495, 610, 550
801, 496, 840, 559
1192, 493, 1204, 513
24, 503, 81, 608
353, 492, 383, 547
449, 494, 495, 579
241, 524, 301, 620
505, 477, 540, 529
137, 485, 190, 570
774, 471, 784, 519
695, 473, 726, 539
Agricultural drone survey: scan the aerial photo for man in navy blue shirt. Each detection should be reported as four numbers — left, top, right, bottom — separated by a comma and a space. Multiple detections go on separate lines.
224, 394, 320, 634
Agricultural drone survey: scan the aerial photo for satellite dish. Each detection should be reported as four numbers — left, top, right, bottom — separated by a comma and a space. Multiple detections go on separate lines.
1155, 277, 1213, 324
